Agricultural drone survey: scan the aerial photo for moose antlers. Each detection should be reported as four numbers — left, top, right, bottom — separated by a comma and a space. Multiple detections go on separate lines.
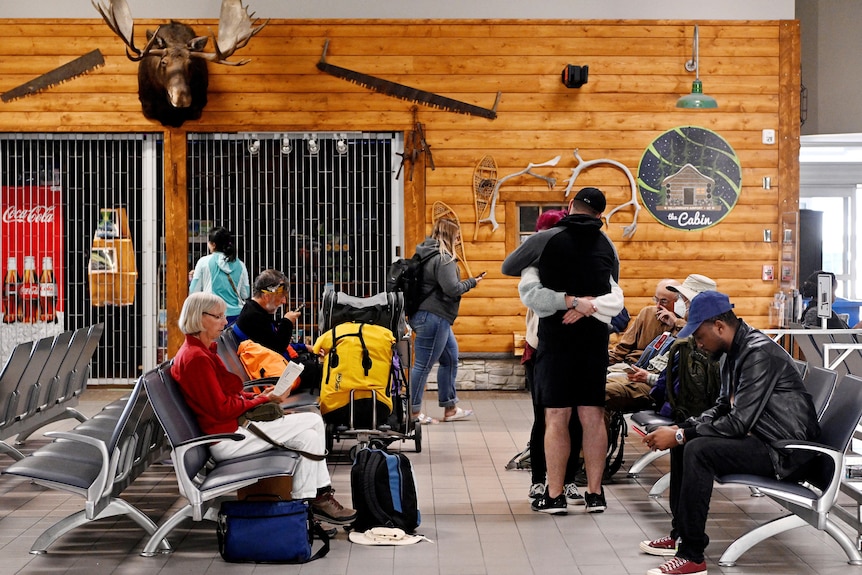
92, 0, 267, 65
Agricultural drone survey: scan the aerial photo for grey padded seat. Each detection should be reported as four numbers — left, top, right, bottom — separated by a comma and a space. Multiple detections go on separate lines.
140, 361, 301, 557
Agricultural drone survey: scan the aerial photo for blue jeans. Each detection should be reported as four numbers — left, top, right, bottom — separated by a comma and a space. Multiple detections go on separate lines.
409, 310, 459, 413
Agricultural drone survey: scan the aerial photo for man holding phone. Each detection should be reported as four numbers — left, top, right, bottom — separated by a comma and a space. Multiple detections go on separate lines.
235, 269, 303, 354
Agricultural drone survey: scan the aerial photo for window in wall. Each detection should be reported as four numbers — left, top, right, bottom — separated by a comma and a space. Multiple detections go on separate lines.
518, 204, 568, 242
800, 193, 858, 299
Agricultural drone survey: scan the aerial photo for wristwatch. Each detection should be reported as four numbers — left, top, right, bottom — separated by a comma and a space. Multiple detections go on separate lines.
570, 297, 579, 310
675, 428, 686, 445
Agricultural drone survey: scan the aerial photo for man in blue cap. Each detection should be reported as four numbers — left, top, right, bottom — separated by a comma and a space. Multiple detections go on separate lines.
640, 291, 819, 575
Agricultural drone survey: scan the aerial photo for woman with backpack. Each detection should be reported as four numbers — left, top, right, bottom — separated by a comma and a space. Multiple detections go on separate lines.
189, 226, 250, 323
410, 218, 484, 424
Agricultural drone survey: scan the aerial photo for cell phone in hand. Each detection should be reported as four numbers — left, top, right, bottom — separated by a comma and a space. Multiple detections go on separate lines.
294, 303, 305, 313
624, 366, 636, 374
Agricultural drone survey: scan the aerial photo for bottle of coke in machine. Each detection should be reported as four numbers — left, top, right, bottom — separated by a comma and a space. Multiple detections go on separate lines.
19, 255, 38, 323
3, 257, 19, 324
39, 256, 56, 323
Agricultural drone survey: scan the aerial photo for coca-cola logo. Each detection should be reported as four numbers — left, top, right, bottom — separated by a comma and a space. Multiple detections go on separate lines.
19, 284, 39, 298
2, 205, 55, 224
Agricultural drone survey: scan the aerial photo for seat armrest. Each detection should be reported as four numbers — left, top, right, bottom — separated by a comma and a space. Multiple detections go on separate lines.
43, 430, 111, 501
173, 432, 245, 450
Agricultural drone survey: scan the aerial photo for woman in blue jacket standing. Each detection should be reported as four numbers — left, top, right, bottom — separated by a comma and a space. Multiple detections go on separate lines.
189, 226, 250, 323
410, 218, 484, 424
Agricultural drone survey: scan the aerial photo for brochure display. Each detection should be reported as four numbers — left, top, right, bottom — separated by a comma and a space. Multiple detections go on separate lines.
88, 207, 137, 306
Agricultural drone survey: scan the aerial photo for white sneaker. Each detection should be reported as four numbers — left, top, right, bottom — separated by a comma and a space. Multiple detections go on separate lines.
528, 483, 546, 501
564, 482, 585, 505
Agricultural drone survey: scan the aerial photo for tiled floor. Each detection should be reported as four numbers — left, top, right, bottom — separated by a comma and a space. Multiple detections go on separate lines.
1, 388, 862, 575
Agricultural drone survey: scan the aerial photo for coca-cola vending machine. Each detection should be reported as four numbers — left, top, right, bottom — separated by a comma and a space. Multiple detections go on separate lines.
1, 186, 65, 330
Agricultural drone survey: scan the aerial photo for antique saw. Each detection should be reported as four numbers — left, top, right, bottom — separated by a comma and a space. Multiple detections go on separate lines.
317, 40, 500, 120
2, 50, 105, 102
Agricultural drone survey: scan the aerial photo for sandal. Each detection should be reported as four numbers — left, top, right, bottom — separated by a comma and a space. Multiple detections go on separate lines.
412, 413, 439, 425
443, 407, 474, 422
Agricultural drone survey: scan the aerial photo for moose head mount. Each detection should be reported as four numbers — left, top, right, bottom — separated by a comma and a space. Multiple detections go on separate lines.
93, 0, 267, 128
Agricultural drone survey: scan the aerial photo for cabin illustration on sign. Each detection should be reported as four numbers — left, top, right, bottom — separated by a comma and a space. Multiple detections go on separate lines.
657, 163, 720, 211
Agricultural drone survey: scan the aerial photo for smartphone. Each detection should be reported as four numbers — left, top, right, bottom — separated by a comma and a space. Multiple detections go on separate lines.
623, 366, 636, 374
478, 271, 487, 278
294, 303, 305, 313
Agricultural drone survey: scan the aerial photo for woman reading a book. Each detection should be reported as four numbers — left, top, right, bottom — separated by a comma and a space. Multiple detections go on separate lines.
170, 292, 356, 525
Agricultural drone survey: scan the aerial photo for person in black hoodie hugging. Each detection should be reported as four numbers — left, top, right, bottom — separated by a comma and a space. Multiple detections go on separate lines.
524, 187, 619, 514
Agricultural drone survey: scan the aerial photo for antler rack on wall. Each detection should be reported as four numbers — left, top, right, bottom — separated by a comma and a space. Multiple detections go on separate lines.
316, 40, 501, 120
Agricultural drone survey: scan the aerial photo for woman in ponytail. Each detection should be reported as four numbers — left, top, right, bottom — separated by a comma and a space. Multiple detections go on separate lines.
189, 226, 250, 323
409, 218, 485, 423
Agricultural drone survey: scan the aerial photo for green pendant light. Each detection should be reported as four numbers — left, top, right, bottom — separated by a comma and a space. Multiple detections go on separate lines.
677, 25, 717, 109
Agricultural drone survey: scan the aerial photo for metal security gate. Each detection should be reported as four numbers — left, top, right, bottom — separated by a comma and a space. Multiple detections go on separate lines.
0, 134, 163, 383
186, 132, 402, 344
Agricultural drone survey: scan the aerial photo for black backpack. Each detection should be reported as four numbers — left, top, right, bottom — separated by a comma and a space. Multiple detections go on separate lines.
386, 252, 437, 317
665, 337, 722, 422
350, 448, 420, 533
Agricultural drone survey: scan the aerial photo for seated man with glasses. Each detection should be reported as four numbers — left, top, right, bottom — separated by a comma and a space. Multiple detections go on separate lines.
235, 269, 302, 354
608, 278, 685, 366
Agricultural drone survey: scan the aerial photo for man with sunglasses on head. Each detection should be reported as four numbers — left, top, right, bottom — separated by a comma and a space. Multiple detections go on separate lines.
235, 269, 302, 354
608, 279, 685, 366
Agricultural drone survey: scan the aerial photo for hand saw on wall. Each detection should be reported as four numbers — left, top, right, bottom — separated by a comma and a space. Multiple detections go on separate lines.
316, 40, 501, 120
2, 50, 105, 103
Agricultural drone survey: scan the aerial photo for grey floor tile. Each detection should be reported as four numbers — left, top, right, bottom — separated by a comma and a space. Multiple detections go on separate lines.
1, 390, 861, 575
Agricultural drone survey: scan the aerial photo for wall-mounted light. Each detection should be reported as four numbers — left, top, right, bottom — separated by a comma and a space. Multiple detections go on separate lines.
762, 176, 772, 189
561, 64, 589, 89
335, 138, 348, 155
677, 25, 718, 109
306, 136, 319, 155
281, 137, 292, 154
247, 139, 260, 154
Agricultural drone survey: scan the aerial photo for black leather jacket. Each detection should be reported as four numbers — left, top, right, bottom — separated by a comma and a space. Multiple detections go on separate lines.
684, 320, 820, 479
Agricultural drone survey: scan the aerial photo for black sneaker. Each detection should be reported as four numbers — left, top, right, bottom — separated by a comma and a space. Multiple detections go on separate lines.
584, 488, 606, 513
531, 493, 567, 515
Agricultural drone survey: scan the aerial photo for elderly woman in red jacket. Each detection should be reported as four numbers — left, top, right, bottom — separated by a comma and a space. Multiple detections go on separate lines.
170, 292, 355, 525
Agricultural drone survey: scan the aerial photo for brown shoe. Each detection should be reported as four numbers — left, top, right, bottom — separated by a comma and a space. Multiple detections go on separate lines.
311, 489, 357, 525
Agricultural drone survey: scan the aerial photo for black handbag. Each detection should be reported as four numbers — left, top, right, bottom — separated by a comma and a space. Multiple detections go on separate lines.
217, 498, 329, 563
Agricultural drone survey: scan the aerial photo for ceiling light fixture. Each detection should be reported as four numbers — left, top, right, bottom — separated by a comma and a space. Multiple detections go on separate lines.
247, 139, 260, 154
336, 138, 348, 155
281, 137, 292, 154
306, 136, 319, 155
676, 25, 717, 109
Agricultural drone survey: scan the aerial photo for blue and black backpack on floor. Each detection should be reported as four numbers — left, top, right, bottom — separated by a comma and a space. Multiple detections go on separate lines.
350, 448, 420, 533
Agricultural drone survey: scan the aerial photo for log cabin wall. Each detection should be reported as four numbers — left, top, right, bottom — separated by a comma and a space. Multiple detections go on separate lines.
0, 18, 799, 360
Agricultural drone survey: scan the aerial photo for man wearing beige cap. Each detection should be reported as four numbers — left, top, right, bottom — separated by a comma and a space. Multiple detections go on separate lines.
605, 274, 717, 414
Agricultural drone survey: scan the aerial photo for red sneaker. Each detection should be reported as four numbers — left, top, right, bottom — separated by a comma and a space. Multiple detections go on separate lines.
646, 557, 707, 575
639, 535, 678, 556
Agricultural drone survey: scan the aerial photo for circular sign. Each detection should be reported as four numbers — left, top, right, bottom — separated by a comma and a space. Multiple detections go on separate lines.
637, 126, 742, 231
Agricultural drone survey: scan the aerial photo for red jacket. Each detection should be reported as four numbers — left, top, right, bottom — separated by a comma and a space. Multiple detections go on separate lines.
171, 335, 269, 435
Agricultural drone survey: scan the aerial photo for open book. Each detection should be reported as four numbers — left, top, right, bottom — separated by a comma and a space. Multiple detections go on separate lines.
272, 361, 305, 397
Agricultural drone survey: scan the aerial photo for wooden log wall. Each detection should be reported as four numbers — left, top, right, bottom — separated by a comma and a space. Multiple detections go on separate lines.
0, 18, 799, 355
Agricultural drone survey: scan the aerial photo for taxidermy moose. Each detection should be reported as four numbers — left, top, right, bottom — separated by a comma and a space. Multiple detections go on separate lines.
93, 0, 267, 128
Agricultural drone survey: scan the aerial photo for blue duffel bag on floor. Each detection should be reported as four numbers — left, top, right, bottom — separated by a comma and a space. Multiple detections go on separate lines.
217, 498, 330, 563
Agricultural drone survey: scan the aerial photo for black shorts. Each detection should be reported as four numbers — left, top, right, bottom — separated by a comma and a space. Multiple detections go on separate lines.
533, 345, 607, 408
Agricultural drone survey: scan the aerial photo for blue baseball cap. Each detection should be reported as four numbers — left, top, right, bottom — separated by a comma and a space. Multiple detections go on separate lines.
677, 291, 734, 339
